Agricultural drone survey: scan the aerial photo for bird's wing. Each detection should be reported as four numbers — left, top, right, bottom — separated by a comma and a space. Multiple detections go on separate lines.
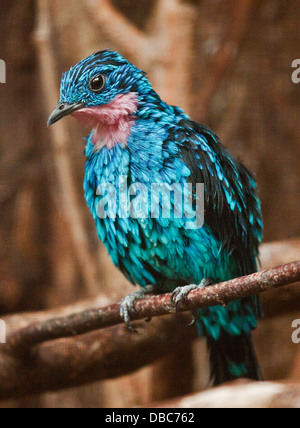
177, 119, 264, 277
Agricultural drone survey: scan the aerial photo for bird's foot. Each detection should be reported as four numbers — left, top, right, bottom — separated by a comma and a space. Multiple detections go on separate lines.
171, 278, 212, 311
120, 285, 155, 333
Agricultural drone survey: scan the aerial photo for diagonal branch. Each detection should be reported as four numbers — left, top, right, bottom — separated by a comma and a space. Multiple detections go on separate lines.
148, 0, 197, 110
0, 314, 195, 401
7, 261, 300, 355
197, 0, 257, 121
34, 0, 100, 295
85, 0, 147, 58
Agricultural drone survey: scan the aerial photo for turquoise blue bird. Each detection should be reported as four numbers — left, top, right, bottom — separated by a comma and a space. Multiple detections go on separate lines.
48, 50, 264, 385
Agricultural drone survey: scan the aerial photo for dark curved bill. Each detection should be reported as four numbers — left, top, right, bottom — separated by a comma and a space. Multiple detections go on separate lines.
47, 102, 86, 127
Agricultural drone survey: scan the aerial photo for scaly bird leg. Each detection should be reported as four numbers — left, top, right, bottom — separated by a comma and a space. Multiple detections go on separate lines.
120, 285, 156, 332
171, 278, 212, 311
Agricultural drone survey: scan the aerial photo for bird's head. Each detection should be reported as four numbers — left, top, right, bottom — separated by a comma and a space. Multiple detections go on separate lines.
48, 50, 151, 149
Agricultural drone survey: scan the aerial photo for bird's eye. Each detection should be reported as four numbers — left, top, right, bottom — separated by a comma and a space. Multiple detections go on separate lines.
89, 74, 106, 93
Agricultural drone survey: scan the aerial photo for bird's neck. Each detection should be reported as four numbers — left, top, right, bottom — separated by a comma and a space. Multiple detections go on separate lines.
72, 92, 139, 151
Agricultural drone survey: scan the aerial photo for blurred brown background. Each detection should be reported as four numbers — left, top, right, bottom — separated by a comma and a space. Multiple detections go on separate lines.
0, 0, 300, 408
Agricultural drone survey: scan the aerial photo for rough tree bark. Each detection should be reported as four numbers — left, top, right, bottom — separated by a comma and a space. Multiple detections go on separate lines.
0, 313, 195, 401
1, 0, 300, 408
0, 260, 299, 401
6, 260, 300, 354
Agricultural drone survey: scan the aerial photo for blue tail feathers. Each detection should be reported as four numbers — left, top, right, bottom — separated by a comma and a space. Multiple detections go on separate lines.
207, 330, 262, 385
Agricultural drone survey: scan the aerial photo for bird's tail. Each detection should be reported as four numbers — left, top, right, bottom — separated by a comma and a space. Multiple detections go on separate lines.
207, 331, 263, 386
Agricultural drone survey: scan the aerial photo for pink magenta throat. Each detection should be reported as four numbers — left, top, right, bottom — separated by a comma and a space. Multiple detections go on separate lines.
72, 92, 138, 150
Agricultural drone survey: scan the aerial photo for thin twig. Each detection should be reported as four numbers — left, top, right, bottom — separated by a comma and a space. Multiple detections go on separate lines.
85, 0, 147, 58
197, 0, 257, 121
34, 0, 100, 295
7, 261, 300, 354
85, 0, 197, 112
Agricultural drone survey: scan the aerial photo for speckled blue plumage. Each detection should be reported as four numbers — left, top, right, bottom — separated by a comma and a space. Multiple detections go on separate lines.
59, 50, 264, 384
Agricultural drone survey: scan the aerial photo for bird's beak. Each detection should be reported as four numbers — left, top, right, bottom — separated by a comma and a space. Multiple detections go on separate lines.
47, 102, 86, 127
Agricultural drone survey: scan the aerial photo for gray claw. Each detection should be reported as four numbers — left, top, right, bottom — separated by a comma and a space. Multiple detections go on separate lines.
188, 318, 196, 327
188, 310, 199, 327
120, 285, 155, 332
120, 295, 138, 332
171, 278, 212, 311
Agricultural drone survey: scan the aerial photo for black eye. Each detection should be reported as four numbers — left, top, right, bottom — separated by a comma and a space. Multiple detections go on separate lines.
89, 74, 106, 92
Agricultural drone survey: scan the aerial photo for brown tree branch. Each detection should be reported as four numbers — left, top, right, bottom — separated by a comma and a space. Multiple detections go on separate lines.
0, 313, 194, 401
146, 380, 300, 408
34, 0, 100, 295
7, 261, 300, 355
86, 0, 198, 112
197, 0, 257, 122
149, 0, 197, 111
85, 0, 147, 59
0, 260, 299, 400
0, 237, 296, 318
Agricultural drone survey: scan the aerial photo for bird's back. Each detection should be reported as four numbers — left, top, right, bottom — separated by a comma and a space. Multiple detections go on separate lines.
84, 113, 263, 286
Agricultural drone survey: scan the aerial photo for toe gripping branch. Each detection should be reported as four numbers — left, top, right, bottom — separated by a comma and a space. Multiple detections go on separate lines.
120, 285, 156, 332
120, 280, 213, 332
120, 279, 227, 332
171, 278, 213, 326
171, 278, 212, 309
